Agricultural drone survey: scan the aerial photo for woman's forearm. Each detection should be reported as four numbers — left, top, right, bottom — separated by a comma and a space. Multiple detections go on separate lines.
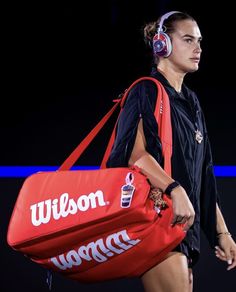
216, 203, 229, 234
129, 151, 174, 192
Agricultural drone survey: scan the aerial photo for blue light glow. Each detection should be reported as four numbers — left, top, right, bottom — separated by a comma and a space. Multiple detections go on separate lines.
0, 166, 99, 178
0, 166, 235, 178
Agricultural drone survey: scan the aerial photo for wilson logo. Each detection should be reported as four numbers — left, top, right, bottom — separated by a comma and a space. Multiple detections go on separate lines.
30, 191, 106, 226
50, 230, 141, 270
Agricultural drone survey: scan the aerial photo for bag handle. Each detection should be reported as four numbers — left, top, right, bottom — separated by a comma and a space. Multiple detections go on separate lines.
58, 77, 172, 175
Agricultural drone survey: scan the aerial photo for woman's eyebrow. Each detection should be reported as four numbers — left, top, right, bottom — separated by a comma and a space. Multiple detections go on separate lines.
182, 34, 203, 41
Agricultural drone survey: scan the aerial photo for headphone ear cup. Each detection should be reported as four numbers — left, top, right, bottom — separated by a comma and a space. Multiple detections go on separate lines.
153, 32, 172, 57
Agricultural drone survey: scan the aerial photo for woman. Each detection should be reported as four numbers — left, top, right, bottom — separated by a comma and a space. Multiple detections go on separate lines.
106, 11, 236, 292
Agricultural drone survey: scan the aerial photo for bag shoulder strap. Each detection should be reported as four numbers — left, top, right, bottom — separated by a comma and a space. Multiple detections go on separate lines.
101, 77, 172, 175
59, 76, 172, 175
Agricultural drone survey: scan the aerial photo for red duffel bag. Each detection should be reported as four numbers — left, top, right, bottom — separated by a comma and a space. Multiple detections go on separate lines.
7, 77, 186, 283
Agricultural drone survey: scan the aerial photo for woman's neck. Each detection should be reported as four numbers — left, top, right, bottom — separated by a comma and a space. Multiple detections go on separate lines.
157, 65, 185, 93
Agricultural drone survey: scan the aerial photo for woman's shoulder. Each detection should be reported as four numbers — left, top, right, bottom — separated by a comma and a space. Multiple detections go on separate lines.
127, 76, 158, 99
124, 77, 158, 112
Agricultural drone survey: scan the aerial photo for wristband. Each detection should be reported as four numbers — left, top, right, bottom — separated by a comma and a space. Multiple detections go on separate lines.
165, 181, 180, 197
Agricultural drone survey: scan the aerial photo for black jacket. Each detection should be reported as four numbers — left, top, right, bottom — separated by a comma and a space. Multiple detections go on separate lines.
107, 68, 220, 264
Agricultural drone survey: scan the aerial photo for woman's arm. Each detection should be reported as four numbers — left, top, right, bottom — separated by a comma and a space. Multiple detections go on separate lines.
216, 203, 230, 235
215, 203, 236, 270
129, 119, 195, 231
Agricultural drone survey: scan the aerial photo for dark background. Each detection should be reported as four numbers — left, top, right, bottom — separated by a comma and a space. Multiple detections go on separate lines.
2, 0, 236, 166
1, 1, 236, 291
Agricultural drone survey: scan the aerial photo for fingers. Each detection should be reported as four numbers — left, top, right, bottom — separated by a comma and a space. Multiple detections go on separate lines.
172, 215, 184, 225
215, 246, 227, 261
171, 214, 194, 231
227, 257, 236, 271
170, 188, 195, 231
229, 248, 236, 270
215, 246, 236, 270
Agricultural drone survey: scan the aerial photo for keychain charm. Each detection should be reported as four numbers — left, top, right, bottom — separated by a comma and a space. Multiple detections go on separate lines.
149, 187, 168, 214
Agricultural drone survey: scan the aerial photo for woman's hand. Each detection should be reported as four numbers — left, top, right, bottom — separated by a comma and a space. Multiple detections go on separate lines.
215, 234, 236, 270
170, 186, 195, 231
129, 119, 195, 233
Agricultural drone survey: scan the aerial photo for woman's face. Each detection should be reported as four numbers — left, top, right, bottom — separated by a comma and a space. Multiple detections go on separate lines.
168, 19, 202, 73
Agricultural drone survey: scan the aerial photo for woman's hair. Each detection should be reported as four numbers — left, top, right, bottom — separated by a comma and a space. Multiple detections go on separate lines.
143, 11, 195, 62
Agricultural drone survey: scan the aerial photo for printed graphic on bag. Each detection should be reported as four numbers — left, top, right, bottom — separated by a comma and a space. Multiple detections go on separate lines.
50, 229, 141, 270
30, 191, 107, 226
120, 172, 135, 208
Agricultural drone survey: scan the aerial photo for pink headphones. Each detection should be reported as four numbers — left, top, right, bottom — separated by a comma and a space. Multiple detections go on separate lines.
153, 11, 180, 57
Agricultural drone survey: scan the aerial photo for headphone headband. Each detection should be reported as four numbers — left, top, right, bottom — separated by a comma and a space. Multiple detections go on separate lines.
157, 10, 181, 35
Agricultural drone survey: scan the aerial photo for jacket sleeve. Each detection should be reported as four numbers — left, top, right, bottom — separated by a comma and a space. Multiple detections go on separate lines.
200, 115, 221, 248
106, 80, 162, 168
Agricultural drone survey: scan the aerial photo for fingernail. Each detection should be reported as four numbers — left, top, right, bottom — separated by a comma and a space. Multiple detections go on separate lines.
227, 259, 232, 265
